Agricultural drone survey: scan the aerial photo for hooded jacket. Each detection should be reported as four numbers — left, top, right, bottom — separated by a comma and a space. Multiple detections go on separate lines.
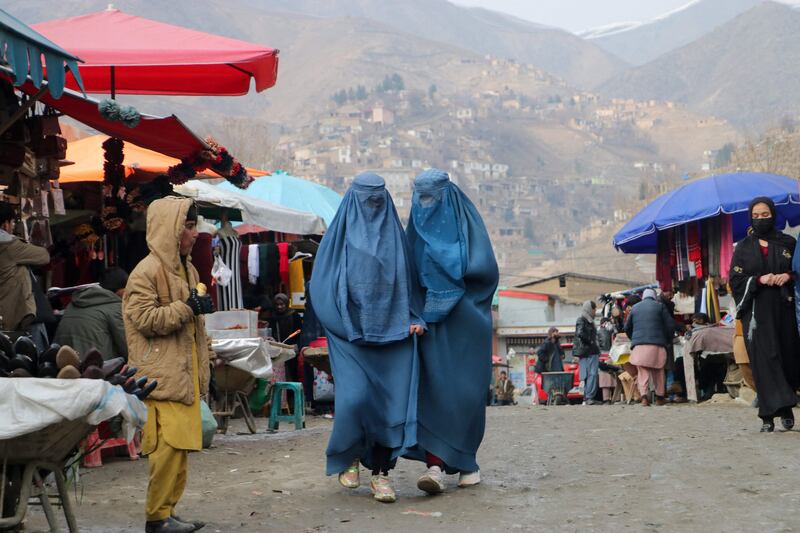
0, 229, 50, 331
54, 286, 128, 360
123, 197, 211, 405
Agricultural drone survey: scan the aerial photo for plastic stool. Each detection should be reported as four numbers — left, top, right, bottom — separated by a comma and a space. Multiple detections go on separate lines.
82, 427, 140, 468
268, 382, 305, 430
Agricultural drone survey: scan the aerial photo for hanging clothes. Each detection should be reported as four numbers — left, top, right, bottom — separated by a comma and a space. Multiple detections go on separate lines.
278, 242, 290, 287
289, 259, 306, 309
310, 172, 422, 476
705, 279, 721, 323
215, 234, 243, 310
706, 216, 722, 278
403, 169, 499, 475
248, 244, 259, 285
719, 214, 733, 280
239, 243, 249, 289
258, 243, 280, 290
191, 232, 216, 309
687, 222, 703, 279
656, 231, 673, 292
675, 226, 690, 282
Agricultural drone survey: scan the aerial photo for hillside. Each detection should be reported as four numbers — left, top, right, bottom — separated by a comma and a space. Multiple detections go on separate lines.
598, 1, 800, 130
233, 0, 628, 89
584, 0, 761, 66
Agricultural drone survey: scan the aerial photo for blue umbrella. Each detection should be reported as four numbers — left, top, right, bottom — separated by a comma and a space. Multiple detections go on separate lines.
613, 173, 800, 253
218, 170, 342, 227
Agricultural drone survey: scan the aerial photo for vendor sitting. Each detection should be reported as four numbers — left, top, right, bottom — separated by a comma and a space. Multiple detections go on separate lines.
54, 267, 129, 361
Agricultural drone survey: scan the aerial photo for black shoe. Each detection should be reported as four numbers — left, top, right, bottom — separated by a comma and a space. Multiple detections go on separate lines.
172, 515, 205, 531
145, 516, 196, 533
760, 419, 775, 433
781, 409, 795, 431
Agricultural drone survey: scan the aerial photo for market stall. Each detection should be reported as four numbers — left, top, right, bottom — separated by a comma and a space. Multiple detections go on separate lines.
612, 172, 800, 401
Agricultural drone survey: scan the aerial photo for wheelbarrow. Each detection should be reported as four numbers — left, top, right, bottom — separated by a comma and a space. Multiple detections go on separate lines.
213, 364, 257, 435
541, 372, 575, 406
0, 417, 94, 532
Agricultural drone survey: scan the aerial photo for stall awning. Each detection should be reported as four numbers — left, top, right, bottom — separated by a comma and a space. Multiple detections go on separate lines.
5, 73, 206, 160
61, 135, 268, 184
174, 181, 326, 236
33, 9, 279, 96
0, 8, 83, 98
613, 173, 800, 254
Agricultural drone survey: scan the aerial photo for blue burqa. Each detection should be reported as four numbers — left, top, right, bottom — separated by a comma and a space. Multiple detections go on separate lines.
406, 169, 499, 474
310, 172, 423, 475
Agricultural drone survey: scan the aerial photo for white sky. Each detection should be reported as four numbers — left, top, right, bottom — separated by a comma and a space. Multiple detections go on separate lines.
449, 0, 773, 33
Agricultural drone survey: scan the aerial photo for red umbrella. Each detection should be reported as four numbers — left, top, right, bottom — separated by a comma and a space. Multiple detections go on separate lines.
33, 9, 279, 96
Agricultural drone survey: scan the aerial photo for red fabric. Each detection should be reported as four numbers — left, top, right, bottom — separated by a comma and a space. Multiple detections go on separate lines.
192, 233, 217, 309
278, 242, 290, 286
33, 10, 279, 96
761, 245, 769, 257
426, 453, 445, 469
309, 338, 328, 349
687, 222, 703, 279
10, 76, 205, 160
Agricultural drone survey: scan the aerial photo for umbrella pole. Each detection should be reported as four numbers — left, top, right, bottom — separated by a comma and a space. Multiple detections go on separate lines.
110, 66, 116, 100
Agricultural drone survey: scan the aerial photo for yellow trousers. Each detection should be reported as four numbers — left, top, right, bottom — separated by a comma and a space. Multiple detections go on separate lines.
145, 423, 188, 521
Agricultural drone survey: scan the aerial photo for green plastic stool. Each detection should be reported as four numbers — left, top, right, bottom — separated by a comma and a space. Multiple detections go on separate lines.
268, 382, 306, 430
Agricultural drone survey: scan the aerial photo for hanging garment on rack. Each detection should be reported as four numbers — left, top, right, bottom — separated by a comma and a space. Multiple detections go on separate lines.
706, 216, 721, 278
675, 226, 690, 281
215, 234, 243, 310
248, 244, 260, 285
192, 232, 217, 309
656, 231, 673, 292
719, 214, 733, 280
289, 258, 306, 309
240, 243, 249, 288
258, 243, 280, 290
278, 242, 290, 286
687, 222, 703, 279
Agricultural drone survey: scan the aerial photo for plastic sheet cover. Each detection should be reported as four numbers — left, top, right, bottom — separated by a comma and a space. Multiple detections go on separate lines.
212, 337, 273, 379
0, 379, 146, 441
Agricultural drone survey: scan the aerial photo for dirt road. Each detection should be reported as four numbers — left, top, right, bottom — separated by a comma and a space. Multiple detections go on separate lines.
23, 400, 800, 532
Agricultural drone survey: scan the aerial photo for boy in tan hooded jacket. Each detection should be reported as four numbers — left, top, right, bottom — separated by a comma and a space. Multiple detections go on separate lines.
123, 197, 214, 533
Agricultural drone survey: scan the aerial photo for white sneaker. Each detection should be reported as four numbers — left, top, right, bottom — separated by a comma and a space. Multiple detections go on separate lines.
458, 470, 481, 487
417, 465, 445, 494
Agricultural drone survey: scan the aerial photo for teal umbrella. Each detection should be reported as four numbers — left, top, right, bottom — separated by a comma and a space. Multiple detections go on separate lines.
218, 170, 342, 226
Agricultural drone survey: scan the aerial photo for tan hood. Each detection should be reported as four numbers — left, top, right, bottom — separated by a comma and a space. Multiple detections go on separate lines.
146, 196, 191, 274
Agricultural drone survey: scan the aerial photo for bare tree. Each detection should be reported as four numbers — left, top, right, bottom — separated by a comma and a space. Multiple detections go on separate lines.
209, 117, 278, 170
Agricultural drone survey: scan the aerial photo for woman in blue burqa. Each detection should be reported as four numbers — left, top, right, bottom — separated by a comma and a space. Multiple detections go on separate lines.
310, 172, 424, 503
405, 169, 499, 494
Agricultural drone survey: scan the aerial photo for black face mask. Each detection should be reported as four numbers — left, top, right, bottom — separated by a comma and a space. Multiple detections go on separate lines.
752, 217, 775, 237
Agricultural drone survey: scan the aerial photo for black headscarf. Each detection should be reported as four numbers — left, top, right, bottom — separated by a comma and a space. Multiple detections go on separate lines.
749, 196, 792, 246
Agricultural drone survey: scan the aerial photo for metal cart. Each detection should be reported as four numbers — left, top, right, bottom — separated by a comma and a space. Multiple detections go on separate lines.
0, 417, 93, 532
540, 372, 575, 406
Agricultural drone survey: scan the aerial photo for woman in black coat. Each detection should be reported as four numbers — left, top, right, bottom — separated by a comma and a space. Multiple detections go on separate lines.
730, 197, 800, 432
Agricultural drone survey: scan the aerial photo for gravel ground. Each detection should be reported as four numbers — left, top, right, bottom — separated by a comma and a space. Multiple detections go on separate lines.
20, 399, 800, 532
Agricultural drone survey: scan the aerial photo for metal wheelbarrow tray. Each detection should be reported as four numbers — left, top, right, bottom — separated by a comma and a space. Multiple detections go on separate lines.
0, 417, 94, 532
